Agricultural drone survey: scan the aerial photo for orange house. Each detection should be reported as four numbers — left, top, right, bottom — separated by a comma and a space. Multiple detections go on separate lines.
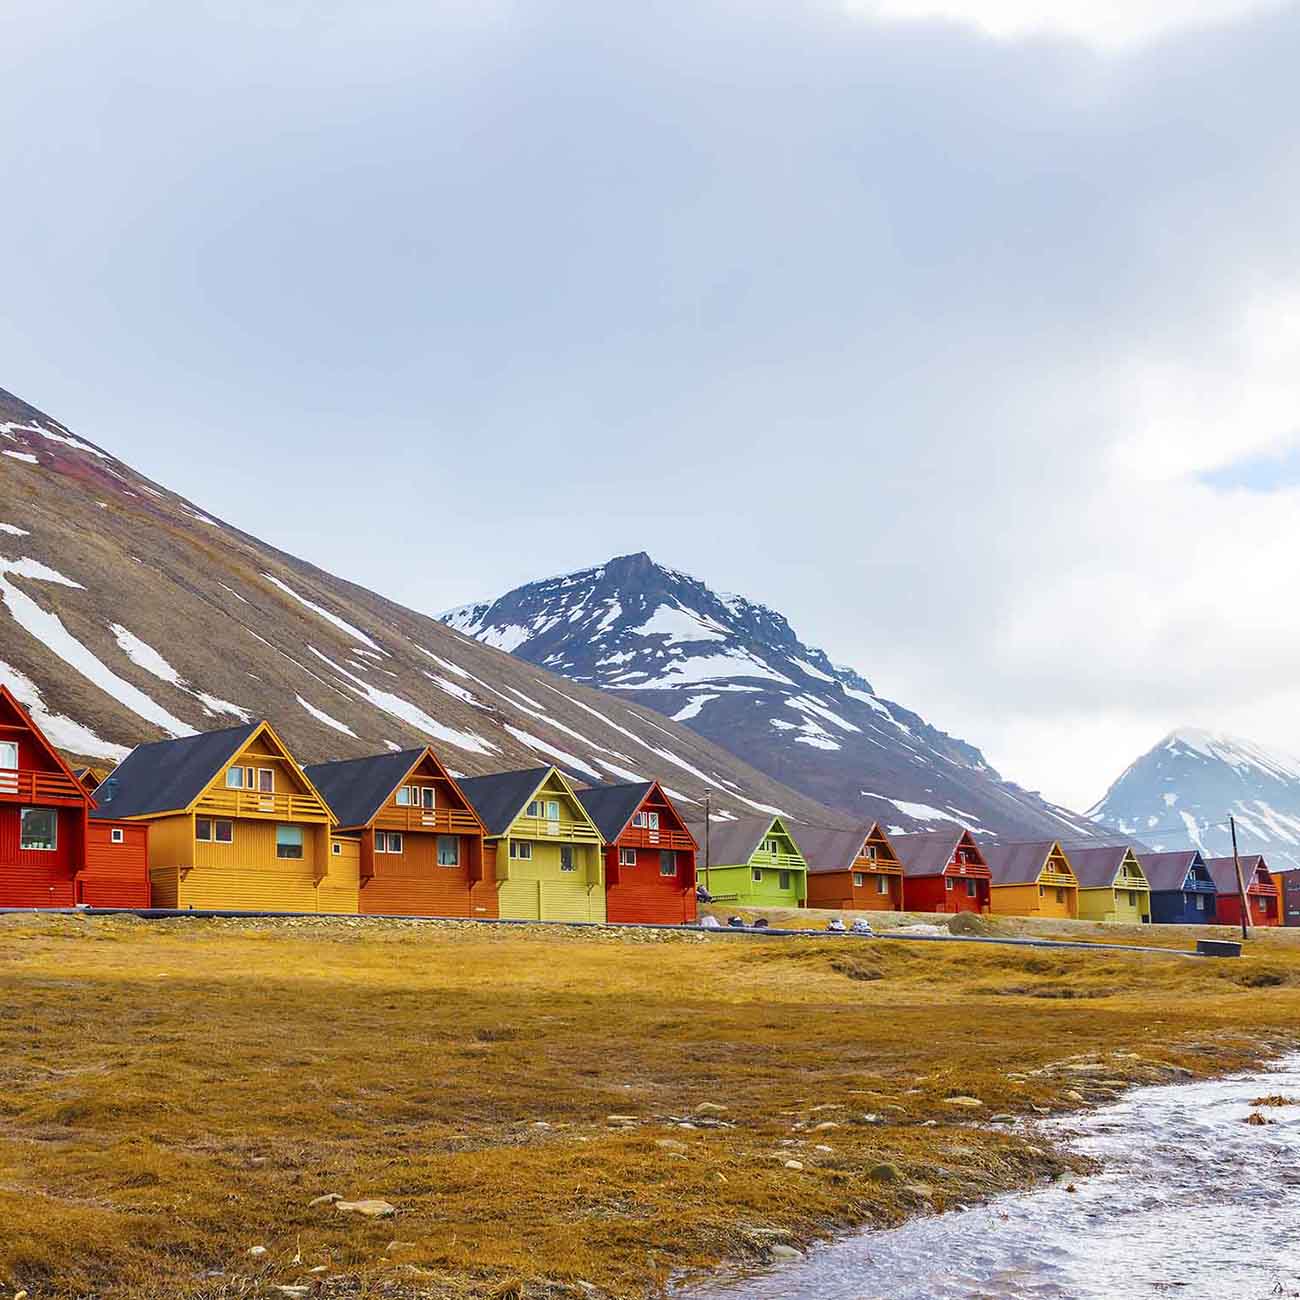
306, 746, 495, 918
797, 821, 904, 911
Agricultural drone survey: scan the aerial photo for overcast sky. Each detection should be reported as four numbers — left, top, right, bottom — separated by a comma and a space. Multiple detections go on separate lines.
4, 0, 1298, 812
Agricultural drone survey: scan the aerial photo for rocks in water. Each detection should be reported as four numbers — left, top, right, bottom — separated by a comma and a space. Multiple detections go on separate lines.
335, 1199, 397, 1218
768, 1244, 804, 1262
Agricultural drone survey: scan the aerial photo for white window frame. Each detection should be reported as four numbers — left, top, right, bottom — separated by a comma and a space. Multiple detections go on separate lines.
110, 827, 125, 845
852, 871, 865, 888
546, 799, 561, 822
215, 820, 233, 844
437, 835, 459, 867
257, 767, 275, 795
526, 799, 543, 818
196, 817, 214, 842
945, 876, 954, 891
510, 840, 533, 861
631, 811, 647, 828
386, 832, 403, 855
396, 786, 412, 807
20, 807, 57, 852
276, 825, 304, 860
421, 786, 436, 810
647, 812, 660, 831
0, 741, 17, 769
619, 847, 637, 867
752, 867, 763, 883
877, 874, 890, 895
225, 767, 245, 789
559, 845, 576, 873
659, 851, 677, 878
331, 841, 342, 857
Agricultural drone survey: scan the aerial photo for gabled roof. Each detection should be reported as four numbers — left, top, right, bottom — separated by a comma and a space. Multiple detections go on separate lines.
892, 828, 981, 876
1068, 846, 1145, 889
1136, 850, 1209, 892
458, 766, 554, 837
92, 723, 259, 820
685, 814, 787, 868
1204, 855, 1271, 893
575, 781, 653, 844
794, 822, 893, 875
305, 747, 430, 829
0, 684, 94, 807
984, 841, 1072, 887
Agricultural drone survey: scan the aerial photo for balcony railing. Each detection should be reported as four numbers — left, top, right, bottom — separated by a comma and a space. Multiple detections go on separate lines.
509, 815, 602, 844
0, 768, 87, 804
750, 851, 806, 872
1040, 871, 1077, 887
375, 806, 483, 835
197, 790, 330, 821
621, 825, 696, 851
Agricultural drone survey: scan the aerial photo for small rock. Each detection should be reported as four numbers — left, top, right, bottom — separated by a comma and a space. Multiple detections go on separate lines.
769, 1244, 804, 1262
247, 1245, 269, 1258
386, 1240, 419, 1254
655, 1138, 689, 1153
869, 1162, 903, 1183
607, 1114, 638, 1123
308, 1192, 343, 1207
275, 1289, 310, 1298
814, 1144, 834, 1153
1064, 1090, 1086, 1104
812, 1121, 839, 1132
989, 1113, 1016, 1123
784, 1159, 804, 1170
942, 1096, 983, 1108
308, 1266, 329, 1275
336, 1199, 397, 1218
695, 1102, 728, 1115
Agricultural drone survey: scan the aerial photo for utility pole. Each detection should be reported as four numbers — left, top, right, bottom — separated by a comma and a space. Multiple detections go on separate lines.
1230, 814, 1250, 943
704, 792, 712, 896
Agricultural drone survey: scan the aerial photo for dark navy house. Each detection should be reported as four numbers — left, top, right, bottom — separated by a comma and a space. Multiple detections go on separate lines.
1137, 850, 1218, 925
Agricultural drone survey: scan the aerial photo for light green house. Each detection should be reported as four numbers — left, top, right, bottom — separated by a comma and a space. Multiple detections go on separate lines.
687, 814, 807, 907
1067, 845, 1152, 924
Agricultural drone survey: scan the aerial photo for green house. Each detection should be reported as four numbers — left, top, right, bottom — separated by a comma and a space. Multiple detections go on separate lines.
687, 814, 807, 907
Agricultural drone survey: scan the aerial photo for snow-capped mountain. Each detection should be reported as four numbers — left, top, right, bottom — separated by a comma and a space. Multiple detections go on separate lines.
1091, 727, 1300, 870
442, 552, 1103, 840
0, 386, 842, 824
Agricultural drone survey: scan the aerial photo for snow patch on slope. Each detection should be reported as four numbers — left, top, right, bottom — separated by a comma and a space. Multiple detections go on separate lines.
264, 573, 384, 652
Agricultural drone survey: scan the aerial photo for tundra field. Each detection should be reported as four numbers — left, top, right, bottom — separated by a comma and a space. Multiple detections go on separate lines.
3, 912, 1299, 1300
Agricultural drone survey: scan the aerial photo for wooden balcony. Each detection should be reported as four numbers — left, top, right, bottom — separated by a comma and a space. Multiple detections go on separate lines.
375, 806, 483, 835
854, 857, 903, 875
1040, 870, 1077, 887
510, 815, 602, 844
750, 851, 806, 872
0, 768, 87, 805
197, 790, 330, 822
621, 825, 696, 851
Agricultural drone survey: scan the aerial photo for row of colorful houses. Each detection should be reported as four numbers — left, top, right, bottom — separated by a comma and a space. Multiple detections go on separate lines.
0, 686, 1286, 927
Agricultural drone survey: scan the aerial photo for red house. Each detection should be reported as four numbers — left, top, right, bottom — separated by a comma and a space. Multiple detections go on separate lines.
894, 827, 991, 914
1204, 855, 1280, 927
0, 685, 149, 908
577, 780, 698, 924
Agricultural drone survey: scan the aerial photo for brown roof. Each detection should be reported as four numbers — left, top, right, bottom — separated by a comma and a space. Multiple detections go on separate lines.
685, 814, 780, 868
1061, 845, 1139, 889
891, 828, 980, 877
1204, 855, 1271, 893
1135, 851, 1207, 892
793, 822, 892, 874
983, 841, 1066, 887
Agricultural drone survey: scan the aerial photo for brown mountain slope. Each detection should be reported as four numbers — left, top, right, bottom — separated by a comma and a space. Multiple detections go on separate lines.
0, 385, 844, 824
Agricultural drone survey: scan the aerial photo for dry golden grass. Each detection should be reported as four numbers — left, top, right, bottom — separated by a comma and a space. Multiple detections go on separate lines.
1, 913, 1298, 1299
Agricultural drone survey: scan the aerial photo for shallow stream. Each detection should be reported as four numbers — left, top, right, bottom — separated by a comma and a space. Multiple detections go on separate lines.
694, 1054, 1300, 1299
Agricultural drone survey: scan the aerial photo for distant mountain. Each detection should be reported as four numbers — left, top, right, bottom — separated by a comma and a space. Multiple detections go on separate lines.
442, 552, 1103, 840
0, 386, 842, 824
1090, 727, 1300, 870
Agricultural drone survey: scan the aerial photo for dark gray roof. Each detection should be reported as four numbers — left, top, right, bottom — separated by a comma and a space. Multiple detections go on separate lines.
305, 748, 426, 829
458, 766, 553, 837
793, 823, 874, 874
984, 841, 1063, 886
576, 782, 654, 843
685, 814, 781, 868
1136, 851, 1208, 892
892, 828, 980, 877
1204, 855, 1270, 893
1068, 846, 1141, 889
91, 723, 259, 820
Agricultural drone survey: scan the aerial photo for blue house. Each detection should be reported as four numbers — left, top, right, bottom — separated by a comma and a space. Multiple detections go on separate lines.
1137, 850, 1217, 925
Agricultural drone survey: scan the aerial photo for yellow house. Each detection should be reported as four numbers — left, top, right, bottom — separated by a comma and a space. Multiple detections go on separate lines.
1067, 846, 1151, 924
983, 840, 1078, 919
95, 721, 356, 913
457, 766, 605, 922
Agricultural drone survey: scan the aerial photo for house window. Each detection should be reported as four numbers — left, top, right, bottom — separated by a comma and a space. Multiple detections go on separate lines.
865, 844, 878, 861
752, 868, 763, 883
877, 874, 890, 895
20, 808, 57, 851
257, 768, 274, 795
437, 836, 459, 867
196, 817, 212, 841
632, 811, 647, 828
546, 800, 560, 822
1056, 888, 1065, 904
945, 876, 954, 891
1128, 890, 1137, 906
619, 847, 637, 867
386, 832, 403, 855
510, 840, 533, 861
421, 786, 436, 810
966, 878, 978, 898
276, 826, 304, 860
765, 838, 779, 856
560, 845, 576, 872
225, 767, 246, 789
647, 812, 660, 831
0, 741, 16, 770
215, 820, 233, 843
331, 841, 342, 856
396, 786, 411, 806
852, 871, 865, 888
526, 800, 542, 818
1038, 885, 1045, 897
779, 871, 791, 890
1195, 894, 1206, 911
110, 827, 125, 844
660, 851, 677, 878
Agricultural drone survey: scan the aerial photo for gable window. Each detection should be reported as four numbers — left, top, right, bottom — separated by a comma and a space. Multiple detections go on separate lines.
110, 827, 125, 845
852, 871, 865, 888
966, 878, 978, 898
560, 845, 575, 872
0, 741, 17, 791
632, 811, 647, 828
877, 875, 890, 895
619, 847, 637, 867
765, 838, 780, 856
660, 851, 677, 878
510, 840, 533, 861
546, 800, 561, 822
647, 812, 660, 831
779, 870, 791, 891
437, 835, 459, 867
276, 825, 304, 860
752, 867, 764, 883
421, 786, 436, 810
225, 767, 246, 789
865, 844, 878, 861
396, 786, 412, 806
20, 808, 57, 851
526, 799, 542, 818
257, 768, 274, 795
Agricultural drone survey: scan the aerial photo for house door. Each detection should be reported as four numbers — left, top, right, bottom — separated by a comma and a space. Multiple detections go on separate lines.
0, 741, 16, 794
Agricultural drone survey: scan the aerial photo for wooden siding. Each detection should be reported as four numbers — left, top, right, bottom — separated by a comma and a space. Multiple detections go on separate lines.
82, 821, 151, 907
604, 844, 697, 924
697, 861, 804, 908
990, 880, 1078, 919
806, 869, 902, 912
0, 804, 82, 907
183, 820, 331, 912
317, 837, 361, 914
495, 841, 604, 922
902, 872, 989, 914
1076, 884, 1151, 924
359, 831, 497, 918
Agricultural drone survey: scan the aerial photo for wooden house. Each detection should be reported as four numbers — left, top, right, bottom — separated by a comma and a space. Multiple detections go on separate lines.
984, 841, 1079, 918
73, 765, 109, 794
458, 766, 605, 922
1136, 851, 1217, 925
796, 821, 904, 911
894, 828, 990, 913
1067, 846, 1151, 923
0, 684, 149, 908
94, 721, 353, 913
1204, 855, 1280, 927
1277, 868, 1300, 927
577, 781, 697, 924
306, 747, 493, 918
685, 814, 808, 908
